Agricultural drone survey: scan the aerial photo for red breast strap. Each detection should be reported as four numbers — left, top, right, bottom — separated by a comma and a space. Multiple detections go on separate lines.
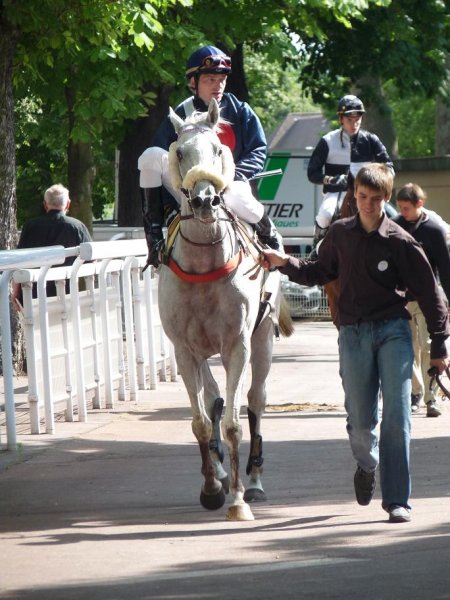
168, 251, 242, 283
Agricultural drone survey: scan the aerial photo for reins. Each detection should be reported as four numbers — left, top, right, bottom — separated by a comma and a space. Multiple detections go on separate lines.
166, 192, 264, 283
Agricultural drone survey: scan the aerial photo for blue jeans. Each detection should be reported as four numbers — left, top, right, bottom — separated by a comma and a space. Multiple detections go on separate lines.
339, 319, 413, 509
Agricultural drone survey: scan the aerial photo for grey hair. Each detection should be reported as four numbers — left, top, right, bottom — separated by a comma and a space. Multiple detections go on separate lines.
44, 184, 70, 209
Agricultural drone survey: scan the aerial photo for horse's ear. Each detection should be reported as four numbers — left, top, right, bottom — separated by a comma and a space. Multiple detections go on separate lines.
169, 108, 184, 135
207, 99, 220, 127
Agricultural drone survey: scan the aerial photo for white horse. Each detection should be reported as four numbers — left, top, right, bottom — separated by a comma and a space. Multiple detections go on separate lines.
158, 99, 293, 521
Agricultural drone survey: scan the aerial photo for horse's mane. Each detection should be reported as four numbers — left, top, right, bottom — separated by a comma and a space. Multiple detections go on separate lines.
187, 109, 230, 137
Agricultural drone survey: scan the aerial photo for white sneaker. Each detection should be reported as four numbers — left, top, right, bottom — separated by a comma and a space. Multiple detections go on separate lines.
388, 505, 411, 523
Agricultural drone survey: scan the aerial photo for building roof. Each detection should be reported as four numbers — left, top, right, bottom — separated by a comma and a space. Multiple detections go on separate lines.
268, 112, 332, 154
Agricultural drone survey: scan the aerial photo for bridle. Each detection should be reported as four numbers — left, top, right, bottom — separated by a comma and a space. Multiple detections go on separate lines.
178, 188, 234, 247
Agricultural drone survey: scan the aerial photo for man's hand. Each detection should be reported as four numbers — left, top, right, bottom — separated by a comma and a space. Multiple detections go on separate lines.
429, 357, 450, 374
259, 249, 290, 271
325, 174, 348, 187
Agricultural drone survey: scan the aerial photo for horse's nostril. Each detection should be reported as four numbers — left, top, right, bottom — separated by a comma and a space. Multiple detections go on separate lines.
211, 196, 221, 207
191, 197, 202, 209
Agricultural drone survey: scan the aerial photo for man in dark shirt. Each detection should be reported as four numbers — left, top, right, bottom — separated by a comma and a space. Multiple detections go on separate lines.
394, 183, 450, 417
260, 164, 450, 524
12, 183, 91, 302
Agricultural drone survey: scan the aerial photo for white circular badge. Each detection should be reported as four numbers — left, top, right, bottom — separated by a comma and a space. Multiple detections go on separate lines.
378, 260, 388, 272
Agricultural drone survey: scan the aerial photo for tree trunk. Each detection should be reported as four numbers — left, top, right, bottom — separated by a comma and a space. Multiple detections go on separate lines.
223, 42, 249, 102
0, 14, 18, 250
67, 139, 95, 231
65, 75, 95, 232
435, 55, 450, 156
117, 84, 173, 227
352, 74, 398, 159
0, 14, 25, 375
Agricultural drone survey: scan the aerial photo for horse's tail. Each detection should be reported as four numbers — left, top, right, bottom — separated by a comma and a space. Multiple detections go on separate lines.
279, 294, 294, 337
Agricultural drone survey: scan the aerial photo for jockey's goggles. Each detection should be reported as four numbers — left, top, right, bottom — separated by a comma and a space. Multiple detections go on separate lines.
186, 55, 232, 77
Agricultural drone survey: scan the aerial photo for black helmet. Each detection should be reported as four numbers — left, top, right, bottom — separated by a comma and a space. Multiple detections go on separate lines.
185, 46, 232, 79
337, 95, 365, 116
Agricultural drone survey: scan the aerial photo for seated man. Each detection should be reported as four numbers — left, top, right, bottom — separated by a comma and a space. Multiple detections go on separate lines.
307, 94, 394, 247
138, 45, 280, 267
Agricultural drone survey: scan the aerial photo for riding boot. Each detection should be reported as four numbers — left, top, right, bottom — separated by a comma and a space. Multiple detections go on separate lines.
142, 186, 165, 269
309, 221, 329, 259
255, 213, 282, 250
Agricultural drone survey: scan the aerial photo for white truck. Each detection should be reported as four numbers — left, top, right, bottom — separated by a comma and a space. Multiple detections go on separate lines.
257, 151, 322, 254
257, 149, 327, 317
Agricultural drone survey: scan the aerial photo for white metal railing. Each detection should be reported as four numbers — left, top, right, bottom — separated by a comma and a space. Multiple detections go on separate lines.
0, 246, 70, 449
0, 240, 177, 451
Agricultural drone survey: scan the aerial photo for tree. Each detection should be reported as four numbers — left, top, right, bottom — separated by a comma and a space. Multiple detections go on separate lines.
298, 0, 450, 158
0, 5, 19, 249
435, 55, 450, 156
116, 0, 384, 226
3, 0, 190, 233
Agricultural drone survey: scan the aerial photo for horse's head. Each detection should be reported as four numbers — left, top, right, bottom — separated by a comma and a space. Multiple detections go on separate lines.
168, 99, 235, 222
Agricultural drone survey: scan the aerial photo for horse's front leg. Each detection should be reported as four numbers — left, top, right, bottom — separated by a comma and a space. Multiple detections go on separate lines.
202, 362, 229, 493
244, 318, 274, 503
176, 353, 226, 511
222, 340, 254, 521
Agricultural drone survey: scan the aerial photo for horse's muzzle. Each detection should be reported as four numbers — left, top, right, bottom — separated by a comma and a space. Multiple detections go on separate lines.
191, 195, 221, 210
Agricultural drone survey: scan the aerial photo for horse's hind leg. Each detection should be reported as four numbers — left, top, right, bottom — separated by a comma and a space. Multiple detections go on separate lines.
202, 362, 229, 493
244, 318, 274, 503
176, 354, 226, 511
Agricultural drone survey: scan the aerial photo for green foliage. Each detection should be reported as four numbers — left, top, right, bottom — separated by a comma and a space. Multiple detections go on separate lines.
244, 41, 319, 137
384, 82, 436, 158
299, 0, 450, 105
5, 0, 447, 227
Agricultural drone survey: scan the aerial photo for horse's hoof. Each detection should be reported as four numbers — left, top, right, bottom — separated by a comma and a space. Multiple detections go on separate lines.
226, 503, 255, 521
243, 488, 267, 503
220, 475, 230, 495
200, 487, 226, 511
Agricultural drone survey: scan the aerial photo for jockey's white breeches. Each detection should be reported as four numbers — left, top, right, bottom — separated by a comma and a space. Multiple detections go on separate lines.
138, 146, 264, 224
315, 192, 344, 229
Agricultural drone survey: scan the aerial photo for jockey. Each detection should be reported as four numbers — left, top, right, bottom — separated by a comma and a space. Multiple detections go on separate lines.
138, 45, 280, 268
307, 94, 394, 246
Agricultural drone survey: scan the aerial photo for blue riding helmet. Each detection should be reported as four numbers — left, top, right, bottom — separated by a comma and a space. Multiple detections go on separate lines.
185, 45, 232, 79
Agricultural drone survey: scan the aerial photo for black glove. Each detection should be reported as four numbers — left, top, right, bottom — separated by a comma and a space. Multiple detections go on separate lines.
327, 174, 348, 188
143, 225, 164, 271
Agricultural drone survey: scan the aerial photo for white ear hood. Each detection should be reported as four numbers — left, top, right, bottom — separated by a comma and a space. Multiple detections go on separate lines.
168, 141, 235, 193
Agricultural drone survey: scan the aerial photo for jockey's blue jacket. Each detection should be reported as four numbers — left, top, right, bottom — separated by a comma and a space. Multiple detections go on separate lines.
152, 92, 267, 182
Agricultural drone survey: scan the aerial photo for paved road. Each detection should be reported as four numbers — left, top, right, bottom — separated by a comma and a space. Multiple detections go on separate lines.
1, 321, 450, 599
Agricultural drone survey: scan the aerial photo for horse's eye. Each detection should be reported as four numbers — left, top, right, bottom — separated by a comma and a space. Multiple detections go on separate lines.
216, 146, 222, 157
176, 149, 183, 161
